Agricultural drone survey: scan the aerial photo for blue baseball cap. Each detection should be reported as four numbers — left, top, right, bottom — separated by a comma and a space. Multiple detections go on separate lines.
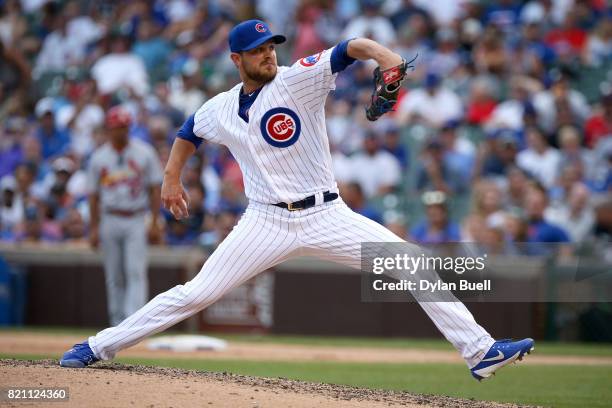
228, 20, 286, 53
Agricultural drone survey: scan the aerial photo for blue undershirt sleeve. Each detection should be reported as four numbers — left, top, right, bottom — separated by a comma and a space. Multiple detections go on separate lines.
330, 39, 357, 74
176, 114, 202, 149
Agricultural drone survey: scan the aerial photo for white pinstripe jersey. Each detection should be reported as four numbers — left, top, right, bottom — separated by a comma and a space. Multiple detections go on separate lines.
193, 47, 339, 204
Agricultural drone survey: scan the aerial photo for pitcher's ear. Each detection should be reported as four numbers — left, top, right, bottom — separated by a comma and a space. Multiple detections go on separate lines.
230, 52, 241, 68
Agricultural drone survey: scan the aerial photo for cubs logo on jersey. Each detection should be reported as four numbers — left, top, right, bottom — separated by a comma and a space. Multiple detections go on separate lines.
299, 52, 322, 67
260, 107, 301, 148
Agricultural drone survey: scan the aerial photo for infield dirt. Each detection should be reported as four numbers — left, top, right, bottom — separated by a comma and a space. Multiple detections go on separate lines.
1, 359, 534, 408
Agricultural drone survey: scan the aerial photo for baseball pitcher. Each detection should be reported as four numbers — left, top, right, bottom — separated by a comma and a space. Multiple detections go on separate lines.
61, 20, 533, 380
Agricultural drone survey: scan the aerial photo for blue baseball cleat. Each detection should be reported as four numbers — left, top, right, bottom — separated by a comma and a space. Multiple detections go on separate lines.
470, 338, 534, 381
59, 341, 99, 368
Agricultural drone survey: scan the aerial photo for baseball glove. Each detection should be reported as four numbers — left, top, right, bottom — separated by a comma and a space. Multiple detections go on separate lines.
365, 55, 417, 121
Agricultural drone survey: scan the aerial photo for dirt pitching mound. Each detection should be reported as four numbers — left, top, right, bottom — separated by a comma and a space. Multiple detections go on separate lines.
0, 359, 535, 408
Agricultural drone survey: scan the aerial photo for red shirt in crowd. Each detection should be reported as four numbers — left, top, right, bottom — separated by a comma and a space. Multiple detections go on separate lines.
585, 114, 612, 148
545, 28, 587, 56
466, 100, 497, 125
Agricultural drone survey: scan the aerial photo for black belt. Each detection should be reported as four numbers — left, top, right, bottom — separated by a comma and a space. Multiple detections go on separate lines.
274, 191, 338, 211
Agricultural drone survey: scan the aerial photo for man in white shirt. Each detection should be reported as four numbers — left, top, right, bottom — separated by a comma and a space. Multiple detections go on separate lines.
517, 126, 561, 189
91, 34, 149, 97
397, 72, 463, 128
348, 132, 401, 197
532, 72, 590, 134
342, 0, 396, 47
35, 15, 87, 75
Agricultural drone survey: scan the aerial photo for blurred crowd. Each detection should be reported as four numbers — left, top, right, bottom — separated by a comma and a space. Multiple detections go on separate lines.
0, 0, 610, 256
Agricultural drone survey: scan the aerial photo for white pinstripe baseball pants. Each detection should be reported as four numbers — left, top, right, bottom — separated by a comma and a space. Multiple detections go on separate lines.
89, 199, 494, 367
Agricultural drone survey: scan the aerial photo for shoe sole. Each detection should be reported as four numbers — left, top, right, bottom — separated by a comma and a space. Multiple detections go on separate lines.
59, 360, 87, 368
473, 341, 534, 381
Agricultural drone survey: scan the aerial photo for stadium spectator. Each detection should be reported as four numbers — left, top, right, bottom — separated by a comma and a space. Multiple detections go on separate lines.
342, 0, 396, 47
428, 27, 461, 78
544, 8, 588, 61
35, 13, 91, 75
504, 165, 531, 208
397, 71, 463, 128
168, 59, 208, 118
34, 99, 71, 160
593, 196, 612, 243
380, 123, 409, 169
583, 19, 612, 67
216, 183, 247, 216
517, 20, 557, 74
0, 176, 21, 240
589, 138, 612, 193
393, 20, 431, 79
164, 183, 205, 246
487, 76, 541, 131
56, 77, 105, 157
584, 92, 612, 149
91, 33, 149, 97
0, 117, 25, 178
388, 0, 431, 31
43, 180, 74, 229
410, 190, 460, 244
199, 210, 239, 251
480, 211, 514, 254
413, 0, 463, 26
416, 138, 468, 196
0, 40, 30, 102
0, 0, 27, 47
13, 163, 38, 209
133, 18, 172, 81
462, 179, 506, 242
520, 0, 572, 30
61, 1, 104, 49
438, 120, 476, 177
505, 207, 529, 243
466, 77, 498, 125
326, 98, 363, 154
474, 129, 520, 182
524, 182, 570, 243
517, 126, 561, 189
473, 26, 508, 75
550, 161, 584, 205
14, 206, 60, 243
546, 182, 595, 243
484, 0, 522, 31
532, 70, 590, 134
348, 131, 401, 198
340, 182, 383, 224
61, 207, 87, 243
42, 156, 87, 201
459, 17, 484, 55
556, 125, 595, 179
256, 0, 298, 38
291, 1, 330, 62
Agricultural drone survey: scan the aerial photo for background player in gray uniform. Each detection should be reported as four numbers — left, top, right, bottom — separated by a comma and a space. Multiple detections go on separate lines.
87, 106, 163, 325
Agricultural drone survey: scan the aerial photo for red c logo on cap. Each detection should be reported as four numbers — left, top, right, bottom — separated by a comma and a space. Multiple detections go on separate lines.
255, 23, 266, 32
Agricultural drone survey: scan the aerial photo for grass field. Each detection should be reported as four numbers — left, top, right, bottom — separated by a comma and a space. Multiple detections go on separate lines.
2, 328, 612, 408
5, 326, 612, 357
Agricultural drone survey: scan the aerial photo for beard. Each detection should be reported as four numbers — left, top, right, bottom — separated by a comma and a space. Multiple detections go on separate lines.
243, 61, 277, 84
